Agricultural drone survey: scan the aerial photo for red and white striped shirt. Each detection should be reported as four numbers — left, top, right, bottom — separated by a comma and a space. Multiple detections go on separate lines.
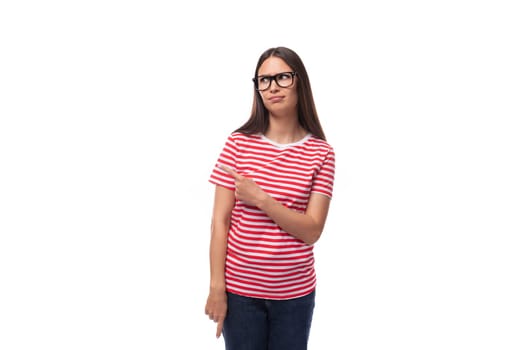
209, 132, 335, 300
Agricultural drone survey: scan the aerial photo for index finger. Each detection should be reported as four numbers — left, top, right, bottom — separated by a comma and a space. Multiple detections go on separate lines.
219, 165, 242, 180
216, 318, 224, 338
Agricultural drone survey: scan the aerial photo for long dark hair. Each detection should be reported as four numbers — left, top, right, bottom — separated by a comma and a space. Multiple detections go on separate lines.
235, 47, 326, 141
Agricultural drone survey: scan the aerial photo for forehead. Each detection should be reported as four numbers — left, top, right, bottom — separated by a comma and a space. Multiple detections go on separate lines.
258, 56, 292, 76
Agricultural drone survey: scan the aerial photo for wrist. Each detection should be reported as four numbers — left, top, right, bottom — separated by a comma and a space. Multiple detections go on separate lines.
209, 283, 226, 293
256, 192, 272, 210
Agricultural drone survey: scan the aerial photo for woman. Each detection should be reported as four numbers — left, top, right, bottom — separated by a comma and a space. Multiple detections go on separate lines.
205, 46, 335, 350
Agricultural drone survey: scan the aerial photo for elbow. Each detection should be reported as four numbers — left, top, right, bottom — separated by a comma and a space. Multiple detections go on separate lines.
299, 219, 326, 245
303, 238, 318, 246
302, 228, 323, 245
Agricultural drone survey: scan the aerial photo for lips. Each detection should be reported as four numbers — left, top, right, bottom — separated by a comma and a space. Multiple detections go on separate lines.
268, 96, 284, 103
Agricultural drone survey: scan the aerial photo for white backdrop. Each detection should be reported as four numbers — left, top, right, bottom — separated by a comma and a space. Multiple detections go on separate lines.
1, 1, 524, 349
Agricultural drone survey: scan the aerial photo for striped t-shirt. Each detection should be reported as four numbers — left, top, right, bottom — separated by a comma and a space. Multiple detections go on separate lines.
209, 132, 335, 300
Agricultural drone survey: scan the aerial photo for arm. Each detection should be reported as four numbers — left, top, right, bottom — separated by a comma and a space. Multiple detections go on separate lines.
258, 192, 330, 245
205, 185, 235, 338
221, 166, 331, 245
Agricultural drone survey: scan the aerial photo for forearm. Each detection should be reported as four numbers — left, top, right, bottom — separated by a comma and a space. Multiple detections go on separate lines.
258, 195, 323, 245
209, 221, 228, 291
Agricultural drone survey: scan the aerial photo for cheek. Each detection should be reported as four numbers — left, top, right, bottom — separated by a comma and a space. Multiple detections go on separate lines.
259, 93, 270, 108
289, 91, 299, 106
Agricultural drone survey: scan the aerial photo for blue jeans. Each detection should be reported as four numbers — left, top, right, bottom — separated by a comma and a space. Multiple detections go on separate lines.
222, 290, 315, 350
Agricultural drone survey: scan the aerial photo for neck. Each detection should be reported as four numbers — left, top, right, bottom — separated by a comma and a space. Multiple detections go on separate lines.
265, 113, 307, 144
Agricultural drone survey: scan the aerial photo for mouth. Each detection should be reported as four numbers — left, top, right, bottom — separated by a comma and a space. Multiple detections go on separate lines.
268, 96, 284, 103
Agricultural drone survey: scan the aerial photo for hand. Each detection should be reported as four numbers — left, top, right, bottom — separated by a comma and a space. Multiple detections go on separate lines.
205, 290, 227, 338
220, 165, 267, 207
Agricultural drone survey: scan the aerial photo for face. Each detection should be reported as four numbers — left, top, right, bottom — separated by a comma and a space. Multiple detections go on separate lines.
256, 56, 298, 117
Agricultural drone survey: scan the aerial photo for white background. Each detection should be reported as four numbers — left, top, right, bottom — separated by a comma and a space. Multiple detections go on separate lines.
1, 1, 524, 349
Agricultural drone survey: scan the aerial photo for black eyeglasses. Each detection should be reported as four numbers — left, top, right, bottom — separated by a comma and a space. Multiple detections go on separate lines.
253, 72, 297, 91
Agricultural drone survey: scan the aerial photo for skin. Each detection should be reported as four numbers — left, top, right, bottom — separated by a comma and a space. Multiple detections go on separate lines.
204, 56, 332, 338
204, 186, 233, 338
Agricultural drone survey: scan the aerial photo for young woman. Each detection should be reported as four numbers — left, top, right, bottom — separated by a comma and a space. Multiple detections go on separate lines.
205, 46, 335, 350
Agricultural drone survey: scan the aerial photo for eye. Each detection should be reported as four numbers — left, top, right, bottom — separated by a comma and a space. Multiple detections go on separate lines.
277, 73, 292, 81
258, 77, 270, 84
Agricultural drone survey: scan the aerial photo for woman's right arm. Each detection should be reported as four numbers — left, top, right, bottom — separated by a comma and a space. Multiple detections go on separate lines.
205, 185, 235, 338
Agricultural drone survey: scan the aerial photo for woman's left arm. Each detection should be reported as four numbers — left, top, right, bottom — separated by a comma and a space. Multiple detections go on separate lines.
220, 166, 331, 245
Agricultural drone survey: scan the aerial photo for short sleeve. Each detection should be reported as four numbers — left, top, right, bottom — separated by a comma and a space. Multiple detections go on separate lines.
208, 134, 238, 191
311, 147, 335, 198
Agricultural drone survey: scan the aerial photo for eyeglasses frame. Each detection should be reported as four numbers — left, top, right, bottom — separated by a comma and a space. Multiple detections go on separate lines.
252, 71, 298, 91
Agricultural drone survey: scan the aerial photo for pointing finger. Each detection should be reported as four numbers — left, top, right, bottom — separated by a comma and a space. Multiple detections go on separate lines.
216, 318, 224, 338
219, 165, 242, 180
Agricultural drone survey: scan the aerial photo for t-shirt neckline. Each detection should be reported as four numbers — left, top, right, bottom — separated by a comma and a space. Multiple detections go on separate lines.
259, 133, 311, 148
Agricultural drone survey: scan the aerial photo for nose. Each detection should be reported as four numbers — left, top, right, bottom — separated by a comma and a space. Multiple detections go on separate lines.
268, 78, 280, 91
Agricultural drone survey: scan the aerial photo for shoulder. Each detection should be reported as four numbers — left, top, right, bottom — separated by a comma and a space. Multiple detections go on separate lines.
228, 131, 261, 145
218, 132, 262, 153
305, 136, 335, 155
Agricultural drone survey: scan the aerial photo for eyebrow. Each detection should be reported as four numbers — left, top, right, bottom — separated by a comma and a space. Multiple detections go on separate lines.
256, 71, 292, 77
